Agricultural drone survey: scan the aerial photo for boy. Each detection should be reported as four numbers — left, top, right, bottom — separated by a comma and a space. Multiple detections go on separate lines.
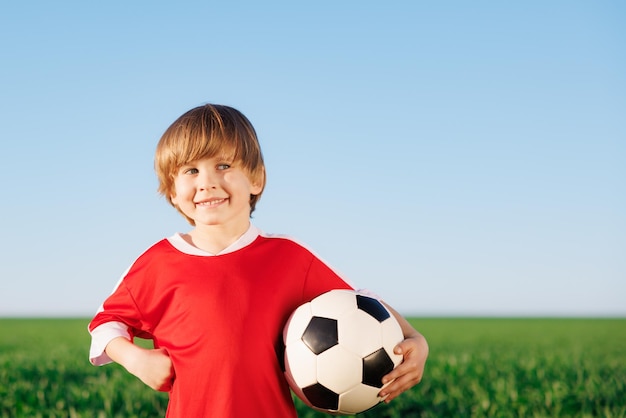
88, 104, 428, 417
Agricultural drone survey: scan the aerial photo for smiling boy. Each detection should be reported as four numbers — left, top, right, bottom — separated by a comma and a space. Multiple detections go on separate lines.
88, 104, 428, 417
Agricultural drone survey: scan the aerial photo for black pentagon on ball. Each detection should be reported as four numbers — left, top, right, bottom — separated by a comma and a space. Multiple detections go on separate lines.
303, 383, 339, 411
356, 294, 391, 322
362, 348, 395, 388
301, 316, 338, 354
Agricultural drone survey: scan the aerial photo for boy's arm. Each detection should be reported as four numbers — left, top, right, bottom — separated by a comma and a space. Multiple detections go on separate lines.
105, 336, 175, 392
89, 321, 131, 365
379, 302, 429, 403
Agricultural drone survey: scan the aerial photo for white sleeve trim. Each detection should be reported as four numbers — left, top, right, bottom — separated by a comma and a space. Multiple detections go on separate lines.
89, 321, 131, 366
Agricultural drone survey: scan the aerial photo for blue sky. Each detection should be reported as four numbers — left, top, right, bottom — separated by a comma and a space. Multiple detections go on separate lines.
0, 1, 624, 316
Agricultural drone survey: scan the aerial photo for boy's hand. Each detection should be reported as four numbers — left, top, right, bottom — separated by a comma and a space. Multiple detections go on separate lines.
127, 347, 176, 392
378, 334, 428, 402
377, 302, 429, 403
105, 337, 176, 392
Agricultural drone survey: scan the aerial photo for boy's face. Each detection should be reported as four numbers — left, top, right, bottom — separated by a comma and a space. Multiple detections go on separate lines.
170, 156, 263, 230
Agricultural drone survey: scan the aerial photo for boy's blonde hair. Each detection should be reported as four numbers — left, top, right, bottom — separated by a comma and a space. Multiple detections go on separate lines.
155, 104, 266, 224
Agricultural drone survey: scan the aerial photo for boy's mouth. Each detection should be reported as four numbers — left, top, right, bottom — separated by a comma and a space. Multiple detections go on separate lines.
196, 198, 227, 207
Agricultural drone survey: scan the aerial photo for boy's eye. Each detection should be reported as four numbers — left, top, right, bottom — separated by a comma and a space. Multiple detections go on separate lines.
217, 164, 231, 170
183, 167, 199, 175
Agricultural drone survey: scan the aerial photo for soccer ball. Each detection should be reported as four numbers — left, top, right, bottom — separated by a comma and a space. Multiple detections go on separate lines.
283, 289, 404, 415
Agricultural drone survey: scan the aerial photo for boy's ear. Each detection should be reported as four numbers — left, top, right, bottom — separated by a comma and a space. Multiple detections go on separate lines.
250, 180, 263, 196
249, 168, 265, 195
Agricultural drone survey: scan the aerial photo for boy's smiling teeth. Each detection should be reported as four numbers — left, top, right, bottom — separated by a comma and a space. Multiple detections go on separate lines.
196, 198, 226, 207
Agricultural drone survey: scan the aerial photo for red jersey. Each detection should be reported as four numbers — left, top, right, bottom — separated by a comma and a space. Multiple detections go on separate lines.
89, 226, 353, 417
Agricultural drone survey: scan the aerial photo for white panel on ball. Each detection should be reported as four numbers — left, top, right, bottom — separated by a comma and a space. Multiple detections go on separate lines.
284, 340, 318, 388
283, 304, 313, 346
381, 318, 404, 367
316, 345, 362, 394
339, 383, 382, 414
310, 289, 356, 318
339, 309, 385, 357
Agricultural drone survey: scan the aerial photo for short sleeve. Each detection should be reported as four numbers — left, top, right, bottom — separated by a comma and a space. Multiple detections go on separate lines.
88, 321, 131, 365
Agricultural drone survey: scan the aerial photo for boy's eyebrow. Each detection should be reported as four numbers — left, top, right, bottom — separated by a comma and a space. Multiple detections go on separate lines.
217, 149, 237, 161
177, 154, 237, 168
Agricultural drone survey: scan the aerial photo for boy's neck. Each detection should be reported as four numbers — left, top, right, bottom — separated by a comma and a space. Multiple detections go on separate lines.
184, 222, 251, 255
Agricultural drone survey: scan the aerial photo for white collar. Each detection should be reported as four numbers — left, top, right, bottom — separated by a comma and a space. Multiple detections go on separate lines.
167, 224, 261, 256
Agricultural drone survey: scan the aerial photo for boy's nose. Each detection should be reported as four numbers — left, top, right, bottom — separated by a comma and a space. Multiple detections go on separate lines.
199, 174, 218, 190
199, 182, 217, 190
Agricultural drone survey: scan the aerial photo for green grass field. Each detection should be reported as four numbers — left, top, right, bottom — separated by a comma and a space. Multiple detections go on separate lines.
1, 317, 625, 417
